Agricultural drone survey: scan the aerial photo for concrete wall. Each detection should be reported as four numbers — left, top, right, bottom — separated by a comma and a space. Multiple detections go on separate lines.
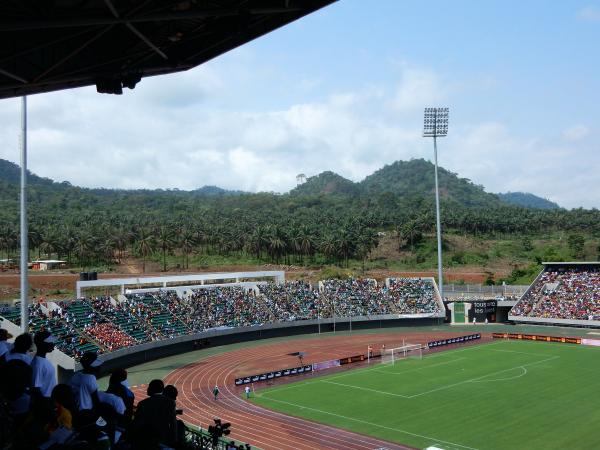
509, 315, 600, 328
82, 315, 443, 378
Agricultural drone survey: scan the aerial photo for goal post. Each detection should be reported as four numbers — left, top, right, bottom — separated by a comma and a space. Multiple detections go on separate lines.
381, 343, 422, 365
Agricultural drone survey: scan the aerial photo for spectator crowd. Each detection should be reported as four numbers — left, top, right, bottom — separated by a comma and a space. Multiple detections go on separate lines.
511, 266, 600, 321
1, 278, 442, 360
0, 329, 241, 449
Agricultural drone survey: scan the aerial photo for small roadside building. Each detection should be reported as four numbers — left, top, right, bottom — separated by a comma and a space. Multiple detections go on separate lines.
31, 260, 67, 271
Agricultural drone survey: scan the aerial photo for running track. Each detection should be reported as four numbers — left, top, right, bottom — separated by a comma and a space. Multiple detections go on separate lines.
132, 332, 483, 449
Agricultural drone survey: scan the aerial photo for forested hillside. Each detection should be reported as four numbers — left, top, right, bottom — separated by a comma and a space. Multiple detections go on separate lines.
497, 192, 560, 209
0, 158, 597, 281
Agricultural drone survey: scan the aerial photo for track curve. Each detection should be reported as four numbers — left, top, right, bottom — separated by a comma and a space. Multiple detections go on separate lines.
133, 331, 484, 449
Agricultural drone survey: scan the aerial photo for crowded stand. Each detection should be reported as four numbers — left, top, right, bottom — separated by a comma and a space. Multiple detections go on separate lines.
0, 329, 242, 450
123, 293, 190, 339
321, 278, 384, 316
187, 286, 271, 330
88, 296, 156, 343
386, 278, 440, 314
511, 266, 600, 321
258, 281, 320, 321
0, 277, 442, 360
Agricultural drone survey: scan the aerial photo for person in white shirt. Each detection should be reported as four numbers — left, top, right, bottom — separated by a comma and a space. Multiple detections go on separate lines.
31, 330, 58, 399
0, 328, 13, 359
69, 351, 102, 411
98, 391, 126, 415
5, 332, 33, 365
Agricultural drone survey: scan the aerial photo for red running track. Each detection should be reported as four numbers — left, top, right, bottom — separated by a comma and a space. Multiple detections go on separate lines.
133, 331, 483, 449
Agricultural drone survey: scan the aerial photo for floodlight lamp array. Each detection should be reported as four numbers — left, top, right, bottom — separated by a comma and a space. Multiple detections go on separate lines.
423, 107, 449, 137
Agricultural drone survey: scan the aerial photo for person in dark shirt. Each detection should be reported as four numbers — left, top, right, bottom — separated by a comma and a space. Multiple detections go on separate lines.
131, 379, 177, 449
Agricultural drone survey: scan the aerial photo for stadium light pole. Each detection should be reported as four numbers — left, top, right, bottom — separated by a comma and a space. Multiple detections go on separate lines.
20, 96, 29, 332
423, 107, 449, 302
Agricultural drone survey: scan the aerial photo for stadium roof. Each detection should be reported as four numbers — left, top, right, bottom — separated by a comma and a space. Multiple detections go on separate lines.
0, 0, 336, 100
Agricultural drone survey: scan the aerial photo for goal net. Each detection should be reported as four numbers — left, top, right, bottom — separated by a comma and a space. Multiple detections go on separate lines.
381, 344, 422, 365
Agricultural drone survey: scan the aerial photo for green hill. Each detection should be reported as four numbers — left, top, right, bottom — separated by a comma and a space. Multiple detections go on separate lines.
497, 192, 560, 209
359, 159, 502, 208
289, 171, 361, 197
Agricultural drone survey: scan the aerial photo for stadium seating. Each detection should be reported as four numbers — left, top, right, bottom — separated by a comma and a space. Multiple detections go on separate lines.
258, 281, 320, 321
386, 278, 440, 314
0, 278, 441, 359
511, 266, 600, 321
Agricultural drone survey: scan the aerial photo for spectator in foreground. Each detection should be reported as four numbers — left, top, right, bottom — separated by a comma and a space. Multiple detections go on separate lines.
106, 368, 135, 423
131, 379, 177, 449
0, 328, 13, 360
31, 331, 58, 401
5, 333, 33, 365
69, 351, 102, 411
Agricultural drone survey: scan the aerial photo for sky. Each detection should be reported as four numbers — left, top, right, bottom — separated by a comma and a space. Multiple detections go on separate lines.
1, 0, 599, 209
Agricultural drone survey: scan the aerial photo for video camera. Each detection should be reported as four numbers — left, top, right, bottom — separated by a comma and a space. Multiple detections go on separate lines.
208, 418, 231, 445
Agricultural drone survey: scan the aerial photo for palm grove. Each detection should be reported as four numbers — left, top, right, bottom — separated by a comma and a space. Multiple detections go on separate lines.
0, 158, 598, 274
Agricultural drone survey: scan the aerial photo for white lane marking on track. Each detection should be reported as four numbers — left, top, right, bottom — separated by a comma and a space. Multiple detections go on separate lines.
258, 394, 480, 450
408, 355, 560, 398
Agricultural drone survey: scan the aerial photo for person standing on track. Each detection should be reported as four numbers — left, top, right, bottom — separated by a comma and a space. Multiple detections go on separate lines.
244, 385, 251, 399
213, 385, 220, 401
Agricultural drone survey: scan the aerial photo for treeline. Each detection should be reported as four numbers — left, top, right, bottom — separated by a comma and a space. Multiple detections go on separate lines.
0, 157, 599, 271
0, 185, 599, 271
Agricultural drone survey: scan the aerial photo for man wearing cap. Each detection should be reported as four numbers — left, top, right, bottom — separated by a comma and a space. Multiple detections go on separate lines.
31, 330, 58, 399
0, 328, 13, 360
69, 351, 102, 411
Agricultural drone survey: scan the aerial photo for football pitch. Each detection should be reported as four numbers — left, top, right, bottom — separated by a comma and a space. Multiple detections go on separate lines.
251, 340, 600, 450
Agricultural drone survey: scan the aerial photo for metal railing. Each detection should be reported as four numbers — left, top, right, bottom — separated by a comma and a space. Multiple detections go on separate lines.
442, 284, 528, 298
183, 426, 232, 450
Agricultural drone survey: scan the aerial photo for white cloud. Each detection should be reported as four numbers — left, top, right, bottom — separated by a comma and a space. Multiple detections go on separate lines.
0, 61, 598, 209
577, 6, 600, 21
563, 124, 590, 141
390, 64, 446, 113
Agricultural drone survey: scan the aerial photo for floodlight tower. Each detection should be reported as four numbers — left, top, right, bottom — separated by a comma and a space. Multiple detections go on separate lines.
423, 107, 449, 301
20, 96, 28, 332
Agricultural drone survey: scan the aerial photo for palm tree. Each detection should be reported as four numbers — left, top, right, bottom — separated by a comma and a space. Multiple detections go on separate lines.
178, 228, 196, 269
156, 226, 175, 272
75, 233, 95, 269
320, 235, 338, 264
136, 229, 155, 273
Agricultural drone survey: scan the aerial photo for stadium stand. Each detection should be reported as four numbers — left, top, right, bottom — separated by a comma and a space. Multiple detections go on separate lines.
321, 278, 383, 316
0, 277, 442, 360
386, 277, 440, 314
511, 264, 600, 321
258, 280, 320, 321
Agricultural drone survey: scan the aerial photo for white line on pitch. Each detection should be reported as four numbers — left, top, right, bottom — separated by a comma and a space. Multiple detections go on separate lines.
258, 394, 480, 450
320, 380, 411, 398
371, 357, 468, 376
491, 349, 556, 357
408, 355, 560, 398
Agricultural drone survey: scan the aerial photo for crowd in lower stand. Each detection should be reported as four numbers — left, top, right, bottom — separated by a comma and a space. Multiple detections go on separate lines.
0, 278, 442, 360
0, 329, 242, 450
511, 266, 600, 320
387, 278, 437, 314
322, 278, 383, 316
258, 281, 320, 321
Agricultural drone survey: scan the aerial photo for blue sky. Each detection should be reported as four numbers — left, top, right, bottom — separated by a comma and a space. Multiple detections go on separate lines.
1, 0, 599, 208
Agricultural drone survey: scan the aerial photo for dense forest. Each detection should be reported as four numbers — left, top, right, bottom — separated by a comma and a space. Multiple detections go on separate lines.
0, 158, 598, 281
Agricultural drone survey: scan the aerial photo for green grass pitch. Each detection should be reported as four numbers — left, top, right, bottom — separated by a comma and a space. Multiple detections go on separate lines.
250, 340, 600, 450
